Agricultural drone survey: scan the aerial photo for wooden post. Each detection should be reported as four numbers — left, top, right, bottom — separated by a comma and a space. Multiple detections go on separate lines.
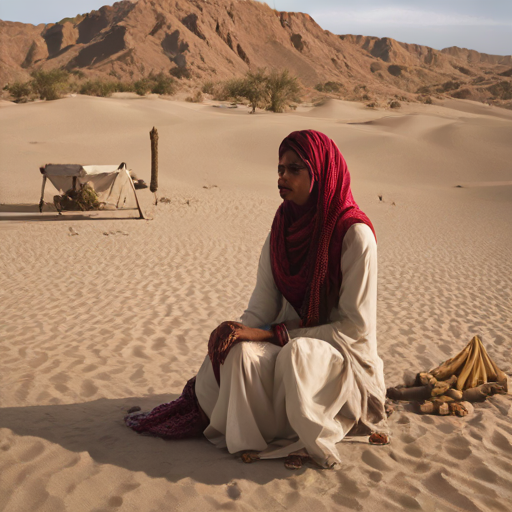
39, 175, 47, 213
150, 127, 159, 205
126, 168, 145, 219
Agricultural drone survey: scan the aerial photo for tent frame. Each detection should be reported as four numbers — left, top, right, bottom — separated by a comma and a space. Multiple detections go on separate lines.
39, 164, 144, 219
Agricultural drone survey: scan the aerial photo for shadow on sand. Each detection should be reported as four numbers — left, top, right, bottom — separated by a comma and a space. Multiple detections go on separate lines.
0, 393, 291, 484
0, 204, 143, 222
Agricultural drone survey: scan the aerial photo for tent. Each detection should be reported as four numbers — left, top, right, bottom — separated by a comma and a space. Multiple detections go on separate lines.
39, 163, 144, 218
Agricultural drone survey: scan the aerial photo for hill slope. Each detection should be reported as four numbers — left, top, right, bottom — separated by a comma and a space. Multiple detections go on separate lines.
1, 0, 511, 106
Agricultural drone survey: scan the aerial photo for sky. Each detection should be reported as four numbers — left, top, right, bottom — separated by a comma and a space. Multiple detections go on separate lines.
0, 0, 510, 56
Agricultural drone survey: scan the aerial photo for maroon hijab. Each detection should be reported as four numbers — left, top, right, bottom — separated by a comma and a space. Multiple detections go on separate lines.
270, 130, 375, 327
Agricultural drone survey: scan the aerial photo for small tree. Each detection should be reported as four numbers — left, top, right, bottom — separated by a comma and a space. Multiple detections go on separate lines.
266, 69, 300, 113
243, 68, 268, 113
30, 69, 69, 100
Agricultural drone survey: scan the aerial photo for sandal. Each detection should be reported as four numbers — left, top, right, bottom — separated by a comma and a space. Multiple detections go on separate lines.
241, 451, 260, 464
369, 432, 390, 445
284, 454, 307, 470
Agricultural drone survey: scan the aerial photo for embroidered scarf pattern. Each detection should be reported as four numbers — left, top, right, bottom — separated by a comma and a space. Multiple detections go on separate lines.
270, 130, 376, 327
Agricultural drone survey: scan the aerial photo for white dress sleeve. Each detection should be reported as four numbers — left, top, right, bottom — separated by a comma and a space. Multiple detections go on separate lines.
239, 232, 283, 328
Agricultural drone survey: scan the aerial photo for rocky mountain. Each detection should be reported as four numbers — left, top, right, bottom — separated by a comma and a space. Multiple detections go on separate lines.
1, 0, 511, 106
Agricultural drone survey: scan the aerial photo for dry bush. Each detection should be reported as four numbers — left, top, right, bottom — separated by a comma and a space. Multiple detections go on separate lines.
186, 90, 204, 103
79, 80, 118, 97
201, 80, 216, 94
149, 72, 176, 95
315, 81, 342, 94
134, 78, 152, 96
216, 77, 246, 101
266, 68, 300, 113
243, 68, 268, 113
170, 67, 192, 79
215, 68, 301, 113
30, 69, 70, 100
3, 81, 33, 102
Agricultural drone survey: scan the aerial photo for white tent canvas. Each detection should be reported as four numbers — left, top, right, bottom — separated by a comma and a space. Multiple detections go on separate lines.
39, 163, 143, 218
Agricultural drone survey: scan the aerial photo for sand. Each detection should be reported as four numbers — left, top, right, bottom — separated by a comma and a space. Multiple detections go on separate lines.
0, 95, 511, 512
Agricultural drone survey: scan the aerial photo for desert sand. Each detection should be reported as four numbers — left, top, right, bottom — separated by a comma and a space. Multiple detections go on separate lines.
0, 95, 511, 512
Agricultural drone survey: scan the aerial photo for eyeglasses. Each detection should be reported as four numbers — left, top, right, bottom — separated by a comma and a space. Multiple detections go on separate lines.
277, 164, 308, 177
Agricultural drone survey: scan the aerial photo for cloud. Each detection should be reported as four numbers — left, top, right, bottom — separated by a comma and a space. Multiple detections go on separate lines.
312, 7, 512, 28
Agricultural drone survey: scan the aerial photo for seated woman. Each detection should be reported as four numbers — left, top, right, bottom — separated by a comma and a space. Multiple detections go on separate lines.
126, 130, 389, 469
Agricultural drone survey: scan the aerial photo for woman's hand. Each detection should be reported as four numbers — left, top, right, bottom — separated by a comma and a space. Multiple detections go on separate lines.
208, 322, 274, 383
208, 322, 272, 363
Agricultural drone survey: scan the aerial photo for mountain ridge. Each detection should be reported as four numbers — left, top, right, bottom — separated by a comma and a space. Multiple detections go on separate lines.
1, 0, 511, 106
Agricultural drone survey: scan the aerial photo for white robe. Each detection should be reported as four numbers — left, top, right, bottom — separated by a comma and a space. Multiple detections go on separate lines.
195, 223, 388, 468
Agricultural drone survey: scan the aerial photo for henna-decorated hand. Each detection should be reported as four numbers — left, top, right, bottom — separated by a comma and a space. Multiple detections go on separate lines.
207, 321, 274, 383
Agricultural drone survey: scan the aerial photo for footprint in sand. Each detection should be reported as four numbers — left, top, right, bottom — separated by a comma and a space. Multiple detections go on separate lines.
81, 379, 98, 398
472, 465, 499, 484
404, 444, 423, 458
445, 436, 472, 460
108, 496, 124, 507
361, 449, 391, 471
491, 431, 512, 454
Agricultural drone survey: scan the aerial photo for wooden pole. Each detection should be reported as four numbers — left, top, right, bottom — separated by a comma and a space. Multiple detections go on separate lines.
39, 175, 47, 213
150, 127, 159, 205
126, 168, 145, 219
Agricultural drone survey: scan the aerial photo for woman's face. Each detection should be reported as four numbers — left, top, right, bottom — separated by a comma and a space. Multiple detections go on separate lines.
278, 149, 312, 206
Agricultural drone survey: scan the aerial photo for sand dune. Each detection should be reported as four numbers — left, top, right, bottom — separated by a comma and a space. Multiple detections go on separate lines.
0, 96, 511, 511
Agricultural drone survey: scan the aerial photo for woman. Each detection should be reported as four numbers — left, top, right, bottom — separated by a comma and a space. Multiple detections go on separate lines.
126, 130, 388, 469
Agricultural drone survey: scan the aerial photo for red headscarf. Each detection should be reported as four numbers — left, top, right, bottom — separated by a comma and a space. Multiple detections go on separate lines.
270, 130, 376, 327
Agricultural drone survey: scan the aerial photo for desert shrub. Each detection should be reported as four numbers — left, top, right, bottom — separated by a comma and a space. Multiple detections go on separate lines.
214, 68, 301, 113
186, 90, 204, 103
70, 69, 86, 79
149, 72, 176, 95
79, 80, 117, 97
216, 77, 246, 101
3, 81, 32, 102
266, 68, 300, 113
30, 69, 69, 100
201, 80, 215, 94
315, 81, 342, 93
243, 68, 269, 113
170, 67, 192, 79
116, 81, 135, 93
134, 78, 153, 96
389, 100, 401, 108
424, 96, 433, 104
